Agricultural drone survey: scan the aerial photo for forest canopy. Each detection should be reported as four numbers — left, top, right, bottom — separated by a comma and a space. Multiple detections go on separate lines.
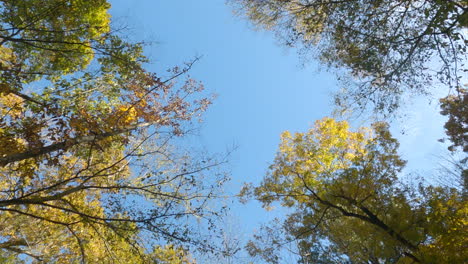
0, 1, 466, 263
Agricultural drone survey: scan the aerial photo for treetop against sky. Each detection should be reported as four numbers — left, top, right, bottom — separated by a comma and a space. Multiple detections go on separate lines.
0, 0, 466, 263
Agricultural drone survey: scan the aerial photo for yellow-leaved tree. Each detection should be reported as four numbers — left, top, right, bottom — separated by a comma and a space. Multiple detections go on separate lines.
243, 118, 467, 264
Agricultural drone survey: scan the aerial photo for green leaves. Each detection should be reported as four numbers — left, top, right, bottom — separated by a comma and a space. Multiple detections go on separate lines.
0, 0, 110, 79
232, 0, 467, 115
440, 87, 468, 152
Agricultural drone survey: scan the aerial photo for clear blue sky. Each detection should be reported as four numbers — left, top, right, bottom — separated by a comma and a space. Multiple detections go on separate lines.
109, 0, 449, 260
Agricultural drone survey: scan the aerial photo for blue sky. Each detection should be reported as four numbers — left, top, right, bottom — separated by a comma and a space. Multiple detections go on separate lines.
109, 0, 449, 260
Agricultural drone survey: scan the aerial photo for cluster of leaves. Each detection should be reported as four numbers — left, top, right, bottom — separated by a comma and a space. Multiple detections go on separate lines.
0, 0, 224, 262
0, 0, 111, 81
243, 118, 467, 263
440, 87, 468, 152
232, 0, 467, 114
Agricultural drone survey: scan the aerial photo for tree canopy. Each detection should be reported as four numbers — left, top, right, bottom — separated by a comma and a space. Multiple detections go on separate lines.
243, 118, 467, 263
0, 0, 113, 81
232, 0, 468, 114
1, 1, 467, 263
0, 0, 224, 262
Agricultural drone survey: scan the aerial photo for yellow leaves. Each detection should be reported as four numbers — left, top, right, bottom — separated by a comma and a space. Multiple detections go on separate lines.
133, 90, 148, 107
404, 187, 468, 263
0, 93, 24, 119
280, 130, 292, 140
0, 132, 25, 157
100, 104, 139, 128
153, 245, 196, 264
254, 117, 390, 212
277, 118, 370, 181
68, 103, 138, 135
116, 105, 138, 125
252, 117, 430, 263
0, 46, 16, 70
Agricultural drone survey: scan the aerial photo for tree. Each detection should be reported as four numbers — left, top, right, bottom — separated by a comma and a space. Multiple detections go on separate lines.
0, 0, 111, 80
231, 0, 467, 114
0, 0, 225, 262
439, 87, 467, 190
440, 87, 468, 153
195, 214, 248, 264
242, 118, 467, 263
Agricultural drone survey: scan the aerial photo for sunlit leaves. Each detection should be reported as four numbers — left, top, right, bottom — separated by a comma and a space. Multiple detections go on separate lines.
0, 0, 111, 80
246, 117, 467, 263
